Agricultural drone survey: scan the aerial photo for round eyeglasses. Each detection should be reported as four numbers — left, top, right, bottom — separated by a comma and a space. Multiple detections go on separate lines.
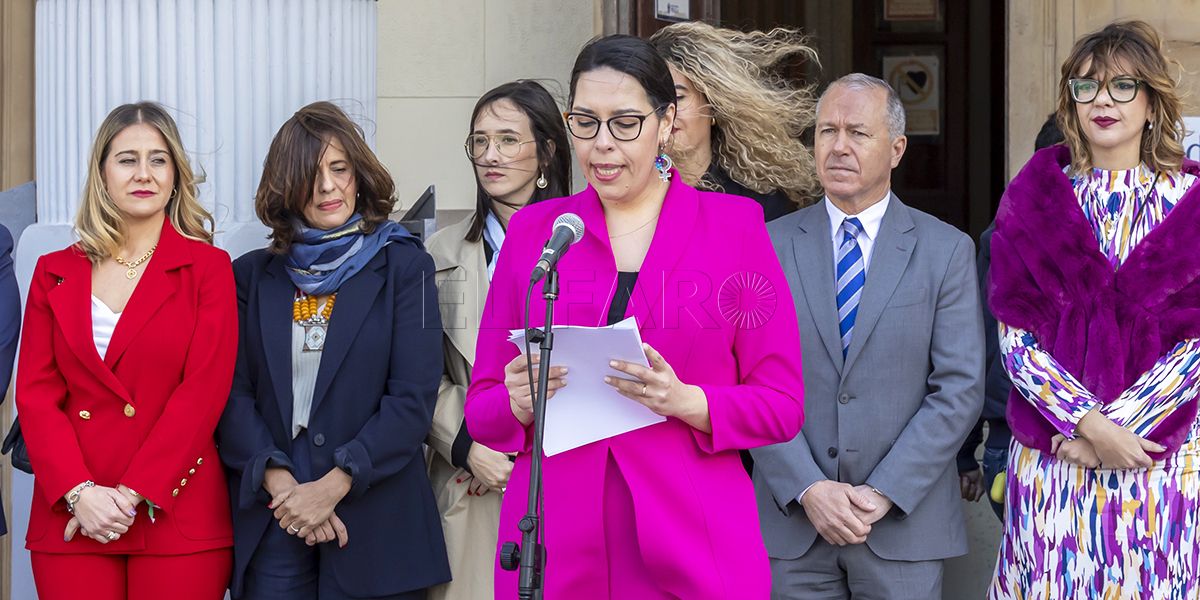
1068, 77, 1144, 104
563, 110, 661, 142
464, 134, 535, 160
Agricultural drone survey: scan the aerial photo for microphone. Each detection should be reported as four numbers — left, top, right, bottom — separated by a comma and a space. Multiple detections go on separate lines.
530, 213, 585, 283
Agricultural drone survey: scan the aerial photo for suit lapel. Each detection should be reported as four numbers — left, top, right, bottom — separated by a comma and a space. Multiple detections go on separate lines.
842, 195, 916, 375
570, 188, 617, 327
45, 253, 132, 402
309, 249, 386, 417
429, 217, 487, 366
443, 243, 488, 367
259, 254, 297, 432
626, 176, 698, 331
792, 207, 844, 372
103, 220, 191, 369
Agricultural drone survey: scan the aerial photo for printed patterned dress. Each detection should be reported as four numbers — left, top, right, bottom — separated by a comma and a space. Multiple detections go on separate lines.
989, 165, 1200, 600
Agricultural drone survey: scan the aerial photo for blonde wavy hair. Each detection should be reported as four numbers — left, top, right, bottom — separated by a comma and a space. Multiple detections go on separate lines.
1056, 20, 1185, 176
651, 21, 820, 205
76, 102, 213, 262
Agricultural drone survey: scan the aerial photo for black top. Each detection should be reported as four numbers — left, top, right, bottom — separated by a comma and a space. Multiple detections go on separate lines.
606, 271, 640, 326
482, 236, 495, 267
705, 164, 797, 222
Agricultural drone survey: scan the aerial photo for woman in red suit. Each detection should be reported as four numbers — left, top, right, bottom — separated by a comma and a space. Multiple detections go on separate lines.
16, 102, 236, 600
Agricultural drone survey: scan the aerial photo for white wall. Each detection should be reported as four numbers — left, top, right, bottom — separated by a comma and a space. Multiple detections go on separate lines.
376, 0, 598, 215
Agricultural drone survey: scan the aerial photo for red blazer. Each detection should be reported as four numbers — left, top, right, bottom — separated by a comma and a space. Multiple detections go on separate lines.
16, 217, 236, 554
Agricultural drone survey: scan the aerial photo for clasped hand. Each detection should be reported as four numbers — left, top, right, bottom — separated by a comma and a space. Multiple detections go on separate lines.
63, 484, 140, 544
265, 467, 350, 547
1066, 410, 1166, 469
802, 481, 893, 546
462, 442, 513, 496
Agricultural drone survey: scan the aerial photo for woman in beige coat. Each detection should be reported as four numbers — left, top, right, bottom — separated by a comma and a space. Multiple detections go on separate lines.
425, 80, 571, 600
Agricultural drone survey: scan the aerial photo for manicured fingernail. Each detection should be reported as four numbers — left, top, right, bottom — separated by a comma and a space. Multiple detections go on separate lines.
604, 376, 613, 384
609, 360, 618, 368
129, 510, 137, 517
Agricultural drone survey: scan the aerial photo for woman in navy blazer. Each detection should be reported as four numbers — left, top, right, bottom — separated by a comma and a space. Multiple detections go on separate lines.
217, 102, 449, 599
0, 224, 19, 537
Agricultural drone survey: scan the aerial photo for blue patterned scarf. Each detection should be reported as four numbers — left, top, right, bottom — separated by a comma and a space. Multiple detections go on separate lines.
286, 214, 415, 295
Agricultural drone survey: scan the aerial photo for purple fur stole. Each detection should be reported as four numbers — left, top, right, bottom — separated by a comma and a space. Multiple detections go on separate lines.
989, 145, 1200, 457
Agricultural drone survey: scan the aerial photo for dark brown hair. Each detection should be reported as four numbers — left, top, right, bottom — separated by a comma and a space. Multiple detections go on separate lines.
465, 80, 572, 243
256, 101, 397, 253
1056, 20, 1184, 175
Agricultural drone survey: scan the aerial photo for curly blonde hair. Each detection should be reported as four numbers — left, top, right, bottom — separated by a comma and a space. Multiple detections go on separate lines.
651, 21, 820, 205
76, 102, 213, 262
1056, 20, 1185, 175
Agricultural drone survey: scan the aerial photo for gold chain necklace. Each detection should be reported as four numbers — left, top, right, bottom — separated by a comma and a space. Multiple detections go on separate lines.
608, 215, 659, 239
113, 245, 157, 280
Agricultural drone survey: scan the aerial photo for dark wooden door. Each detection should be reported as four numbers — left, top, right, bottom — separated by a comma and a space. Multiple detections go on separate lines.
630, 0, 1005, 234
852, 0, 966, 228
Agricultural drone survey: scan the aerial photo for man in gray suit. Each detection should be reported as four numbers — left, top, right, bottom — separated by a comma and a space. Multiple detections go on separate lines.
752, 73, 984, 598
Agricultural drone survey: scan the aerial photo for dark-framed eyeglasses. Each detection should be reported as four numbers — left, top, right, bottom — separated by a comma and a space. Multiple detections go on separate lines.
464, 134, 535, 160
563, 110, 661, 141
1068, 77, 1144, 104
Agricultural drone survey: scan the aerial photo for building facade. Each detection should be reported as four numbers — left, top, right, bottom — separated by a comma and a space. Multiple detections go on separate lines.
2, 1, 1199, 598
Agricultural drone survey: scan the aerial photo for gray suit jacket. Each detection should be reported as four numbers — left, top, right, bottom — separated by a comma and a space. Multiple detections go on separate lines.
751, 195, 984, 562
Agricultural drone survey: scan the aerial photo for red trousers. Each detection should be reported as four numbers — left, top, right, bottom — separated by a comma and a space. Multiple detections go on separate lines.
31, 548, 231, 600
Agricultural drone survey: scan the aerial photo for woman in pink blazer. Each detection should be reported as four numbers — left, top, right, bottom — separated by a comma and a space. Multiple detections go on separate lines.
465, 35, 805, 599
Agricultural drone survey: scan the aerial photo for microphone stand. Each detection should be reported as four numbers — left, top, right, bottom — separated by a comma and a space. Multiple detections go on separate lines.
500, 268, 557, 599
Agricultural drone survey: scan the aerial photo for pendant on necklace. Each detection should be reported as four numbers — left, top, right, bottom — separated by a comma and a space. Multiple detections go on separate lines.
125, 268, 138, 280
303, 324, 327, 352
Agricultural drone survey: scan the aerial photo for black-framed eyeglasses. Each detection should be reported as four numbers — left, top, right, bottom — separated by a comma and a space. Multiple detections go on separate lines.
563, 110, 661, 141
464, 134, 535, 160
1068, 77, 1144, 104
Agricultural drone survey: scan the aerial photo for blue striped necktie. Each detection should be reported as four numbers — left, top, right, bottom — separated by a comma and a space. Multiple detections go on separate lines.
836, 217, 865, 357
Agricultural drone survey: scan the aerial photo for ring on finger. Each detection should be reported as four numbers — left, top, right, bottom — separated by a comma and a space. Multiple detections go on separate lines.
641, 383, 648, 397
105, 531, 118, 541
288, 524, 300, 534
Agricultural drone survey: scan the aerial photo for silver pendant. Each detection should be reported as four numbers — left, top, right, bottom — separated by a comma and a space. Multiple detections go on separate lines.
303, 324, 327, 352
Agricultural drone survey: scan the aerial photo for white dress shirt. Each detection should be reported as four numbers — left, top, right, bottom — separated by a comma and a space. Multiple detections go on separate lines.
823, 192, 891, 274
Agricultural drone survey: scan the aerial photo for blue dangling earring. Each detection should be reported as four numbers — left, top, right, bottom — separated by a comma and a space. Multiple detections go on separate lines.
654, 147, 673, 182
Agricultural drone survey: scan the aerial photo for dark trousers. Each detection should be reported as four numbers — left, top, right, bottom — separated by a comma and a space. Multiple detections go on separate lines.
240, 429, 426, 600
982, 444, 1009, 522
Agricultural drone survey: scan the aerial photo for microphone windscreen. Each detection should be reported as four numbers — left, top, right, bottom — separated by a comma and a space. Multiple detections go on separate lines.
553, 213, 585, 244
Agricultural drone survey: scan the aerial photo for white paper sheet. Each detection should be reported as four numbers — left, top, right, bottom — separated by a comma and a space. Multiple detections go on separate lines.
509, 317, 667, 455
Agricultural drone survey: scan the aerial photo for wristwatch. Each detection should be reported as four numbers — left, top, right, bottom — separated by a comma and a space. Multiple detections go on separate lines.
65, 480, 96, 515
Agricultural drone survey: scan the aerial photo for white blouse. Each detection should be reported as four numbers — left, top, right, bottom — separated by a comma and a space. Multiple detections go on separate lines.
90, 295, 121, 360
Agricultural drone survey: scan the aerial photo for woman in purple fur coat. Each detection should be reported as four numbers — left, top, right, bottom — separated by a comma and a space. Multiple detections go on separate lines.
987, 21, 1200, 599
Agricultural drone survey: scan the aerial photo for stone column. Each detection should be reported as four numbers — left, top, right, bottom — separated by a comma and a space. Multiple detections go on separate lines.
11, 1, 376, 595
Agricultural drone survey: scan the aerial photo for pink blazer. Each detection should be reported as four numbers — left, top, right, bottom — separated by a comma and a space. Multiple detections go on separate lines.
465, 175, 805, 599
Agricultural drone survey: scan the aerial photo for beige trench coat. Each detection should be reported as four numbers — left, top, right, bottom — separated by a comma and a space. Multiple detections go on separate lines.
425, 215, 504, 600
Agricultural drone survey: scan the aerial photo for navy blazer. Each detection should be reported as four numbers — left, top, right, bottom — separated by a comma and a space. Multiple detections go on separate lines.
217, 241, 450, 598
0, 225, 19, 536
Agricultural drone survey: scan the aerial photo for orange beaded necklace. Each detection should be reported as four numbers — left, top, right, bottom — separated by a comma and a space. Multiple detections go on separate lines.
293, 291, 336, 352
293, 292, 336, 323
